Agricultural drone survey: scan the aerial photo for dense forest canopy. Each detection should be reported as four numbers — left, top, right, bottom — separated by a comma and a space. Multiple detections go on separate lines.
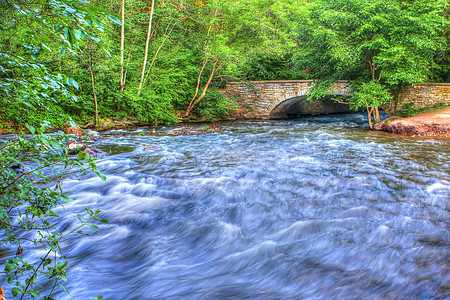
0, 0, 448, 128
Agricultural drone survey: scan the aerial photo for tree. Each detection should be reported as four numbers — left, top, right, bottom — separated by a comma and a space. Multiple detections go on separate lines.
137, 0, 156, 96
351, 81, 392, 129
119, 0, 126, 92
0, 0, 114, 297
184, 0, 297, 116
294, 0, 448, 126
84, 40, 101, 127
0, 0, 120, 128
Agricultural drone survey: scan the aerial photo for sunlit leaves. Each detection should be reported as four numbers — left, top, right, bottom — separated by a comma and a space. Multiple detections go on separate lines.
350, 81, 392, 110
294, 0, 448, 111
0, 0, 122, 128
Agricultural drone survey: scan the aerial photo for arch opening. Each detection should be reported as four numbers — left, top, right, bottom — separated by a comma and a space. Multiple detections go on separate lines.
269, 96, 353, 119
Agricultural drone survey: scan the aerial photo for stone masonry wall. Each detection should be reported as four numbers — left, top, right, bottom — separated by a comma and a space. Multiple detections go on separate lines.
382, 83, 450, 116
227, 81, 450, 118
226, 80, 352, 118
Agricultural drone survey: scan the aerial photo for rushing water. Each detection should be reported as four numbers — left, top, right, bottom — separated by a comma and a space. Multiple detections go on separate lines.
6, 113, 450, 299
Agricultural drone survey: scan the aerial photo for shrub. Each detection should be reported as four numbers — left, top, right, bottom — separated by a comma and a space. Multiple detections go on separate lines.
195, 89, 238, 121
0, 124, 107, 298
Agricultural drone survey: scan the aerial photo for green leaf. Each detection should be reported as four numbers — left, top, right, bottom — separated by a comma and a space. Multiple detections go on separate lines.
68, 28, 81, 44
5, 263, 16, 272
6, 275, 14, 284
90, 36, 101, 43
56, 261, 68, 269
60, 195, 73, 203
11, 287, 22, 297
77, 214, 86, 223
103, 48, 111, 57
88, 224, 100, 232
49, 141, 63, 152
28, 290, 41, 297
44, 211, 60, 218
41, 42, 52, 52
72, 79, 79, 89
99, 172, 106, 181
20, 101, 34, 109
94, 216, 109, 224
85, 152, 92, 161
25, 124, 36, 134
49, 242, 57, 250
58, 284, 70, 294
85, 207, 94, 216
65, 6, 77, 14
78, 151, 86, 160
107, 14, 122, 25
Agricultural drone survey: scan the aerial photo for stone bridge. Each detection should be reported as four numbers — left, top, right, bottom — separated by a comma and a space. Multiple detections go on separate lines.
225, 80, 450, 119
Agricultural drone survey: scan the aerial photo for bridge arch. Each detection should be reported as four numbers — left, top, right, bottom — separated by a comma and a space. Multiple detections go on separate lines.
269, 95, 352, 119
225, 80, 353, 119
224, 81, 450, 119
266, 91, 309, 113
269, 95, 308, 119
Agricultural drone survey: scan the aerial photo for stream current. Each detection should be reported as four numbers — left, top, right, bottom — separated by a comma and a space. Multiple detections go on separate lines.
15, 113, 450, 298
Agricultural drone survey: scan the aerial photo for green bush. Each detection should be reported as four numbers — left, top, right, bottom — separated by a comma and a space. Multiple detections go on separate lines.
398, 102, 447, 117
399, 102, 418, 117
124, 88, 178, 124
433, 102, 447, 110
195, 89, 238, 121
0, 124, 107, 298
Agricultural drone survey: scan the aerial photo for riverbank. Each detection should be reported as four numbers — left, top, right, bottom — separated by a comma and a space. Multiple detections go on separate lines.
2, 109, 449, 136
375, 108, 450, 137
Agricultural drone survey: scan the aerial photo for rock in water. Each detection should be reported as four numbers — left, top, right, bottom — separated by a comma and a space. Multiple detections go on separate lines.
84, 147, 97, 157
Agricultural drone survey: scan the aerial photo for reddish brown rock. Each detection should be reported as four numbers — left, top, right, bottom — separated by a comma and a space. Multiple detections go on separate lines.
84, 147, 97, 157
376, 108, 450, 137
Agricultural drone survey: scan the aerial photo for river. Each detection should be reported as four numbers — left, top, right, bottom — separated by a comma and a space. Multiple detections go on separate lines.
13, 113, 450, 298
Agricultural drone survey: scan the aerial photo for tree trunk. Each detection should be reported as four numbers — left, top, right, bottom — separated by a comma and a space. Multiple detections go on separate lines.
367, 107, 373, 129
142, 20, 180, 86
137, 0, 156, 96
119, 0, 125, 92
89, 67, 98, 127
374, 107, 380, 121
184, 59, 208, 117
184, 59, 219, 117
122, 38, 136, 94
